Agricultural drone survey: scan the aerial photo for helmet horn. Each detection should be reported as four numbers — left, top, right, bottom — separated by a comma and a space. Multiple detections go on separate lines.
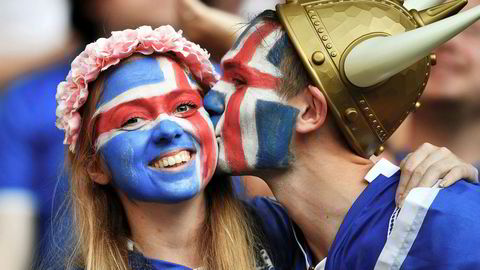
411, 0, 468, 25
344, 3, 479, 88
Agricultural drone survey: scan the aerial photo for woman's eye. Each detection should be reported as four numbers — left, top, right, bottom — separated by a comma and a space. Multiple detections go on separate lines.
175, 103, 197, 114
121, 117, 145, 130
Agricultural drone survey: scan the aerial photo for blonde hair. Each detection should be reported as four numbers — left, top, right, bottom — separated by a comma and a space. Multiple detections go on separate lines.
65, 54, 258, 270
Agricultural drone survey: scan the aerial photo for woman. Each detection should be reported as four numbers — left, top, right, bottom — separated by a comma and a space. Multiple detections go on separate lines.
56, 25, 262, 270
55, 25, 477, 270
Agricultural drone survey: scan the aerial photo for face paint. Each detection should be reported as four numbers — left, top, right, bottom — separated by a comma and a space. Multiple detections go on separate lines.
93, 56, 217, 203
204, 20, 299, 175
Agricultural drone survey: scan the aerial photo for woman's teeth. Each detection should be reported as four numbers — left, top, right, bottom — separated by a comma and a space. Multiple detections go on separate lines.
151, 151, 191, 169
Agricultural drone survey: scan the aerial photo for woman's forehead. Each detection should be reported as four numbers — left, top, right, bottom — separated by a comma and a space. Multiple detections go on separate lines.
97, 56, 196, 109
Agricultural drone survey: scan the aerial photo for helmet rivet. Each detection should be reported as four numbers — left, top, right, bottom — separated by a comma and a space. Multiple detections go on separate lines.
312, 51, 325, 65
375, 146, 385, 156
429, 53, 437, 66
344, 108, 358, 123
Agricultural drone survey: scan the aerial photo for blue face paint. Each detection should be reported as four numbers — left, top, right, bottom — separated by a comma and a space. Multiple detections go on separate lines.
100, 120, 202, 202
98, 57, 165, 108
255, 100, 298, 168
203, 90, 226, 127
94, 56, 217, 203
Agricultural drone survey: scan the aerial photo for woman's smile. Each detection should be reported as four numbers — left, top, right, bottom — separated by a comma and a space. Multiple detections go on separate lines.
148, 149, 196, 171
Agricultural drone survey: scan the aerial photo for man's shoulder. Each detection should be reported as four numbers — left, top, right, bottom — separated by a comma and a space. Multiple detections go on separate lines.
403, 179, 480, 223
374, 180, 480, 269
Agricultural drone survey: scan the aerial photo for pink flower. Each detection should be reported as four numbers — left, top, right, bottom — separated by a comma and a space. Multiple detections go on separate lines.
55, 25, 219, 153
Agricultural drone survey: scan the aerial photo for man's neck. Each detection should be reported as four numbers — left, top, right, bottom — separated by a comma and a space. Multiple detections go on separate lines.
263, 138, 373, 262
390, 101, 480, 163
119, 192, 206, 268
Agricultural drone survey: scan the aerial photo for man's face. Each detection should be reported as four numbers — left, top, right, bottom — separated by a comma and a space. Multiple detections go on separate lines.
93, 56, 217, 203
423, 0, 480, 103
204, 20, 299, 175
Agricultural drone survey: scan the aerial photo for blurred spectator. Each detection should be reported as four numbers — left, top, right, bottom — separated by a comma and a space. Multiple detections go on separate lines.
178, 0, 282, 62
178, 0, 245, 61
0, 0, 74, 89
388, 0, 480, 169
0, 1, 85, 269
238, 0, 283, 18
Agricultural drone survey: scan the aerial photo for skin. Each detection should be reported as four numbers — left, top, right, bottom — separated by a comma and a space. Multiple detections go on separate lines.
204, 17, 479, 262
89, 0, 180, 32
93, 56, 217, 203
422, 0, 480, 103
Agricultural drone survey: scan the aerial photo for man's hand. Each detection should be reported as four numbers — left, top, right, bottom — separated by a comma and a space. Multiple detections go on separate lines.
396, 143, 479, 207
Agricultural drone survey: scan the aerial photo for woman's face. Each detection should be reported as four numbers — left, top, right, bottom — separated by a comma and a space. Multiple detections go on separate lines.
92, 56, 217, 203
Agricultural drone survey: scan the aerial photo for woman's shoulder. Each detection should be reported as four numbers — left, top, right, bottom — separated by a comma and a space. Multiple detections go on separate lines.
245, 196, 291, 231
244, 196, 313, 270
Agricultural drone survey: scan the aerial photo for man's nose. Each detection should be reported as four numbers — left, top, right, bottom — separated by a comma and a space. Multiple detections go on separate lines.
152, 120, 184, 144
204, 90, 226, 128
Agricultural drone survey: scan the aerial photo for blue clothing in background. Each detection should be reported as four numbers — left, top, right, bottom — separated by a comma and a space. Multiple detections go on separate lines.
0, 59, 71, 260
326, 159, 480, 270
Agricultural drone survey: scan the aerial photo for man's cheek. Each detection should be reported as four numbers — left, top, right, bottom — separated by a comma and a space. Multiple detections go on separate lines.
253, 100, 299, 169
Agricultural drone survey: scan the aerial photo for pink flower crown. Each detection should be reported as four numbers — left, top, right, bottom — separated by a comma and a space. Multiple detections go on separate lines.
55, 25, 219, 153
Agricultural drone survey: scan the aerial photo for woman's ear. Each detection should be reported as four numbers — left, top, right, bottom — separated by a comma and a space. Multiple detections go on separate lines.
295, 85, 328, 134
87, 158, 110, 185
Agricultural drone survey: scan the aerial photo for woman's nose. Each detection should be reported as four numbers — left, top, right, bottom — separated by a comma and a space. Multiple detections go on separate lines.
151, 120, 184, 144
204, 90, 226, 128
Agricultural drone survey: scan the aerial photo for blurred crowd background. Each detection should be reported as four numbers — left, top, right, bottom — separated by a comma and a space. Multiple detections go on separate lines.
0, 0, 478, 269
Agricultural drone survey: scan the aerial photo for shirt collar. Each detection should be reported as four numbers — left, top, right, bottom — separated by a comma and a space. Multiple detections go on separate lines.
364, 158, 400, 183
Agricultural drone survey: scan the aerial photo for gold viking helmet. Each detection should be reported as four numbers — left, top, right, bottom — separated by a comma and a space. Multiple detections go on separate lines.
276, 0, 479, 157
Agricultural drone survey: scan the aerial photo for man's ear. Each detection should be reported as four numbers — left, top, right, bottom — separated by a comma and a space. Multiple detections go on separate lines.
87, 158, 110, 185
295, 85, 328, 134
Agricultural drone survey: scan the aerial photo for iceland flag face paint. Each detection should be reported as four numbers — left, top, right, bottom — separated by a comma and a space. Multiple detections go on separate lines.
93, 56, 217, 203
204, 20, 299, 175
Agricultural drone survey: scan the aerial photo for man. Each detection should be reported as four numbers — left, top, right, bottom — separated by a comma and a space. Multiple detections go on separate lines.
204, 0, 480, 269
